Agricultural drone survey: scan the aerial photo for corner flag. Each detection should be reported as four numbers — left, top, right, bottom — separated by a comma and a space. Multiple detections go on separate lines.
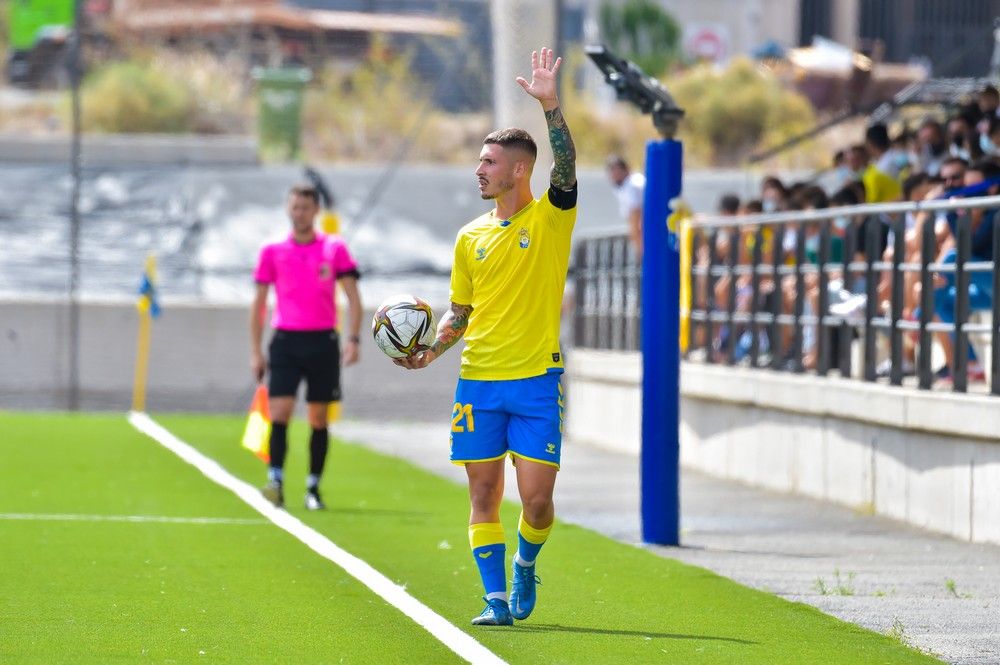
136, 255, 161, 319
242, 385, 271, 462
132, 254, 160, 412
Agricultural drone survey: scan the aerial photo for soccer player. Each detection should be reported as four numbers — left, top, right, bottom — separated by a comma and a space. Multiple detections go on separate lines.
250, 184, 362, 510
395, 47, 577, 626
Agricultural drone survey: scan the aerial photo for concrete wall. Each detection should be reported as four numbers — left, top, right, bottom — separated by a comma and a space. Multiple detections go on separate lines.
566, 349, 1000, 545
0, 299, 258, 412
0, 299, 461, 420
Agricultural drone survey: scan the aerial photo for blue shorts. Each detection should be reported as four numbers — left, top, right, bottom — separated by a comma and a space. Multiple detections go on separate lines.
449, 372, 564, 469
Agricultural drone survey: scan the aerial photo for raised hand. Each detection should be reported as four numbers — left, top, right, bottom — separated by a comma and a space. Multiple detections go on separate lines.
516, 47, 561, 110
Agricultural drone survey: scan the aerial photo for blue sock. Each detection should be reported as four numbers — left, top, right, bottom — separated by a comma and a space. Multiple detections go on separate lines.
516, 511, 552, 567
469, 522, 506, 601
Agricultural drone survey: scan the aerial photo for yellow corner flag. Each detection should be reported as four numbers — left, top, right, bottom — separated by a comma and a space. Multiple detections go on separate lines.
242, 385, 271, 462
668, 201, 693, 354
132, 255, 160, 413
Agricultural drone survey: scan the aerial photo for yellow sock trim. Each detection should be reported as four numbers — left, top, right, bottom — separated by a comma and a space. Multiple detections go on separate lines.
326, 401, 341, 423
468, 522, 504, 550
518, 512, 553, 545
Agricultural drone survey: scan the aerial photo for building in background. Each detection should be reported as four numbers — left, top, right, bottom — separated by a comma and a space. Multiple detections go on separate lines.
590, 0, 999, 78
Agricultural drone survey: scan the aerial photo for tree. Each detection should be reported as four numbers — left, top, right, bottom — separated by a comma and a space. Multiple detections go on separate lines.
598, 0, 680, 77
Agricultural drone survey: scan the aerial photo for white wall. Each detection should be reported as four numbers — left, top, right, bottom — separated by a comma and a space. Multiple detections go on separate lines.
566, 350, 1000, 545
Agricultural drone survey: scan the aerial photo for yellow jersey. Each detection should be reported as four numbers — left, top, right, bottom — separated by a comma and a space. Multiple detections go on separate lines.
862, 163, 902, 203
450, 186, 577, 380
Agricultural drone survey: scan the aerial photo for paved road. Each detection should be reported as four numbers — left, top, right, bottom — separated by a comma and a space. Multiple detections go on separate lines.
334, 419, 1000, 665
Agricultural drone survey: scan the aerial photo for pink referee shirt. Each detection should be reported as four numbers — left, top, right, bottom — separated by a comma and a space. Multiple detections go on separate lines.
253, 232, 358, 331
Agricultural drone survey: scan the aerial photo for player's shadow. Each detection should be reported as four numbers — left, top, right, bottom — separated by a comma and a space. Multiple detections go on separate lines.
512, 623, 756, 644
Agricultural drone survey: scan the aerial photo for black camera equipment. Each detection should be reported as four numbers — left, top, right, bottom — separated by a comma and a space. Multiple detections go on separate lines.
585, 44, 684, 139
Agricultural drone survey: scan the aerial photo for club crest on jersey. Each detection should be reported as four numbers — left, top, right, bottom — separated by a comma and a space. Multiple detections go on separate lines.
475, 247, 487, 261
319, 263, 332, 279
519, 228, 530, 249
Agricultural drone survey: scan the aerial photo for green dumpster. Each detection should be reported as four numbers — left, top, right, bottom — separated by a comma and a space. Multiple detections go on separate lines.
252, 67, 311, 161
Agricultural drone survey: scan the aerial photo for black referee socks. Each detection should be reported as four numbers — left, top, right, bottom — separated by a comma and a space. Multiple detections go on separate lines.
309, 427, 329, 482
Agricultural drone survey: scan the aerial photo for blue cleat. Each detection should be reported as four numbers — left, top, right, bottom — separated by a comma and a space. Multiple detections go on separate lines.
470, 597, 513, 626
509, 561, 541, 620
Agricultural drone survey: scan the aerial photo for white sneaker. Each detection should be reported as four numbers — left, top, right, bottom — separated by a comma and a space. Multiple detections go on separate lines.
830, 294, 867, 319
305, 490, 326, 511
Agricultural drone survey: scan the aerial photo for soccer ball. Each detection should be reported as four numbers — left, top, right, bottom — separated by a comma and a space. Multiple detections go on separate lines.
371, 295, 437, 359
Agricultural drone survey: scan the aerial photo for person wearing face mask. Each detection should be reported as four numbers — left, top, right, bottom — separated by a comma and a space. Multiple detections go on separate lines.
946, 114, 975, 162
931, 158, 1000, 384
979, 116, 1000, 157
976, 85, 1000, 134
760, 175, 788, 214
826, 149, 852, 191
866, 123, 910, 181
916, 118, 949, 176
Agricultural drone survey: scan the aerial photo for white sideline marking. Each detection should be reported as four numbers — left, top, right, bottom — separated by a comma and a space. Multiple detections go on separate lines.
127, 411, 507, 665
0, 513, 266, 525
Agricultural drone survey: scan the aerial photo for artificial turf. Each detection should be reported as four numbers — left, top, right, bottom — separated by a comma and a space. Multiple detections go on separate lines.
1, 411, 940, 664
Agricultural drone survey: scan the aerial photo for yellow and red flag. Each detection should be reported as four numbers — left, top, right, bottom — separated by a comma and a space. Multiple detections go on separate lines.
241, 385, 271, 462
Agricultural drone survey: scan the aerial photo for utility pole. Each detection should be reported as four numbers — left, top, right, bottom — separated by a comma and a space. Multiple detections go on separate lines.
68, 0, 83, 410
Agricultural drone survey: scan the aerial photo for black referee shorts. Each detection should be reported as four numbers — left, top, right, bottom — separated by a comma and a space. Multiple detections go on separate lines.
267, 329, 341, 403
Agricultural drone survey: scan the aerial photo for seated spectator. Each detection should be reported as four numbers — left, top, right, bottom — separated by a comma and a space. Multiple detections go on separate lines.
712, 192, 741, 263
916, 118, 949, 176
979, 115, 1000, 159
866, 123, 910, 180
846, 144, 902, 203
932, 158, 1000, 383
760, 176, 789, 212
946, 113, 978, 163
977, 85, 1000, 134
873, 172, 937, 377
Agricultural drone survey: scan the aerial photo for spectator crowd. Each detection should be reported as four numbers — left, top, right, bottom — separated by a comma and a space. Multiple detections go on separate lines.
692, 85, 1000, 385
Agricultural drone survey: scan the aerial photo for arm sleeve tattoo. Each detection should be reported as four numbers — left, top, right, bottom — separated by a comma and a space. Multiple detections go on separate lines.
430, 301, 473, 357
545, 106, 577, 191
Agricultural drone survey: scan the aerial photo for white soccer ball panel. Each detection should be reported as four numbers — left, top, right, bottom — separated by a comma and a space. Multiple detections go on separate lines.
371, 294, 437, 359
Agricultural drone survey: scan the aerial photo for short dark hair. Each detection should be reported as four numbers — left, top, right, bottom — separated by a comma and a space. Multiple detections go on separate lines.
969, 157, 1000, 179
796, 185, 829, 210
718, 193, 740, 214
902, 172, 929, 200
288, 184, 320, 205
483, 128, 537, 160
831, 184, 861, 207
980, 85, 999, 100
865, 123, 891, 151
762, 175, 787, 194
941, 156, 969, 172
606, 154, 629, 171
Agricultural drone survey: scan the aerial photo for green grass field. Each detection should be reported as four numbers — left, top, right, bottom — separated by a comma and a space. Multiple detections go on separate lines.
1, 412, 940, 664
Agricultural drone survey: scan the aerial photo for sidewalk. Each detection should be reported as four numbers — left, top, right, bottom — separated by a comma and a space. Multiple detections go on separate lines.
335, 419, 1000, 665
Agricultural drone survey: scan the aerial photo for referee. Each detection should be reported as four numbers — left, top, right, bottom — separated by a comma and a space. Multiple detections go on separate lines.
250, 184, 362, 510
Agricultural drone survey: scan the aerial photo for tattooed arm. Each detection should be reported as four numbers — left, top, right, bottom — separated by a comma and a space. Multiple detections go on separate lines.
544, 105, 577, 191
516, 47, 577, 190
394, 301, 473, 370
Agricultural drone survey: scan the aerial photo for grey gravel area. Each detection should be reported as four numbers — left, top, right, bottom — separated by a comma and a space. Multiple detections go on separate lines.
334, 419, 1000, 665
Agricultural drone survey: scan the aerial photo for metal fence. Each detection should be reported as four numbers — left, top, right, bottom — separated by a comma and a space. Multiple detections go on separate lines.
690, 195, 1000, 395
573, 234, 641, 352
571, 195, 1000, 395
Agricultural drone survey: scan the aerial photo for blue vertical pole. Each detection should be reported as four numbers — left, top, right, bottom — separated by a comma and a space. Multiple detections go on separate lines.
641, 138, 682, 545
